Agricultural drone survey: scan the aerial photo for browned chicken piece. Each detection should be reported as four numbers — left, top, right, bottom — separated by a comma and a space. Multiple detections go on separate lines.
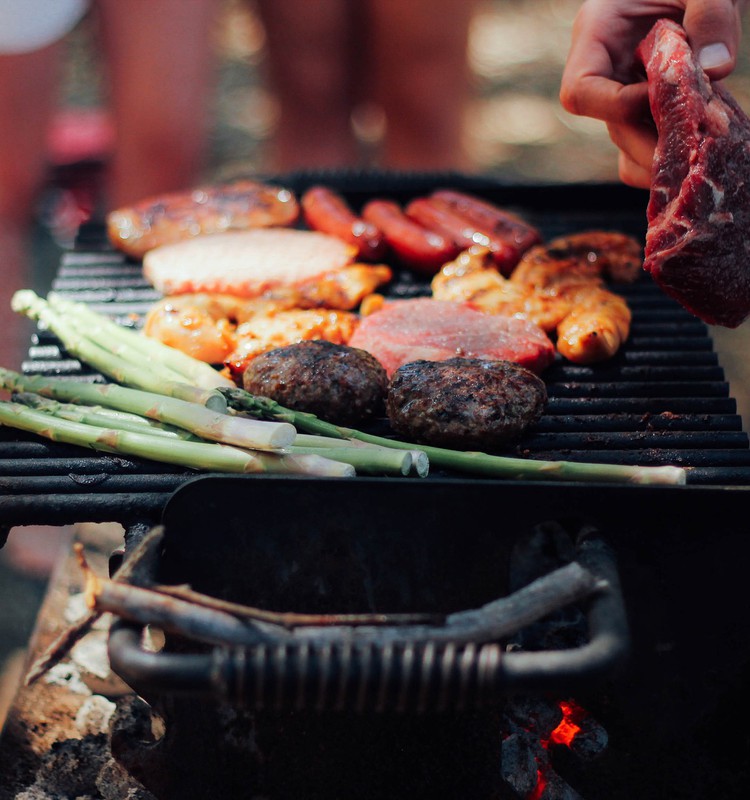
225, 308, 359, 378
555, 286, 632, 364
107, 180, 300, 259
431, 230, 641, 363
270, 264, 393, 310
142, 259, 390, 366
513, 231, 642, 286
432, 246, 568, 330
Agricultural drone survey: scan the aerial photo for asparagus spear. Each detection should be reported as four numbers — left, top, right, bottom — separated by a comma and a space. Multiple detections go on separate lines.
13, 392, 420, 477
0, 400, 353, 477
11, 290, 226, 409
290, 444, 416, 476
46, 292, 234, 390
221, 387, 688, 486
13, 392, 201, 440
293, 432, 429, 476
0, 368, 295, 451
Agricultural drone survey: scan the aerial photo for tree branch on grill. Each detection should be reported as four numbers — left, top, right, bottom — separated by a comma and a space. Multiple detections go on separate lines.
25, 526, 166, 685
74, 543, 606, 650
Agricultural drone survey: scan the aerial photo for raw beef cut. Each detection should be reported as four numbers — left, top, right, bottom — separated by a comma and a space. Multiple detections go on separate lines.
348, 298, 555, 376
637, 19, 750, 327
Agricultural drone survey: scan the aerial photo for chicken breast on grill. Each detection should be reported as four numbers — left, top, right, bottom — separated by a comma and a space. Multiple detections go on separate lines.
431, 231, 640, 364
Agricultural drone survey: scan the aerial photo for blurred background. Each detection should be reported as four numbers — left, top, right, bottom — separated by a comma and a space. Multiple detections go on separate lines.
3, 0, 750, 724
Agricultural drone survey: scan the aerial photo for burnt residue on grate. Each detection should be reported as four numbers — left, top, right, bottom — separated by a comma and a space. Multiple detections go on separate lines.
3, 179, 750, 526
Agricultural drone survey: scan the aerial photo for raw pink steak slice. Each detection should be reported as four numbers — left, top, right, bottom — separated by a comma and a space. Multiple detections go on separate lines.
348, 298, 555, 376
637, 19, 750, 327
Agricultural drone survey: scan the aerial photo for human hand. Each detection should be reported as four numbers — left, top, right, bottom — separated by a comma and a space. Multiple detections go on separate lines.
560, 0, 746, 187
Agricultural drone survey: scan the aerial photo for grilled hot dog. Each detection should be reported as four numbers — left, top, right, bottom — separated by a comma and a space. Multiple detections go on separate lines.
302, 186, 388, 261
431, 189, 542, 275
362, 199, 459, 274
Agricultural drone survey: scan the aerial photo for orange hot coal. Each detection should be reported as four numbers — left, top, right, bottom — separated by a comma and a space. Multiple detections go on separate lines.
549, 700, 585, 747
528, 700, 586, 800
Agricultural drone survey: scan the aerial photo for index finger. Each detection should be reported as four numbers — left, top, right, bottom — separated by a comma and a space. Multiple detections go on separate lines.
560, 5, 651, 123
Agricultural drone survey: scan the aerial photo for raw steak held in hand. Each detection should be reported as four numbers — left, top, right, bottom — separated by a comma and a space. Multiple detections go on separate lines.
637, 19, 750, 327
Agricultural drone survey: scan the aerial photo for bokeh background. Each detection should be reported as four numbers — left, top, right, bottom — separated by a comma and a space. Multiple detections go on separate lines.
3, 0, 750, 725
59, 0, 625, 185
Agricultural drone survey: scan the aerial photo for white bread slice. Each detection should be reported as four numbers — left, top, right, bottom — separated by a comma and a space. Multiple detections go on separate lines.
143, 229, 357, 297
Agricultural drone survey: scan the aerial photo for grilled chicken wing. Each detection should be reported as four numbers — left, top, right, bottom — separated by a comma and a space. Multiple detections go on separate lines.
431, 231, 641, 363
144, 290, 360, 371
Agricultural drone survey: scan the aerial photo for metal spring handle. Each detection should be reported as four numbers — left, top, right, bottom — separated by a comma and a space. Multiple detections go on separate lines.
108, 539, 628, 713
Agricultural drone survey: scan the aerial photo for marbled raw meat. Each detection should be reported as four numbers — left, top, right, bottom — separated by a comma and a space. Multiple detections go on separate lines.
348, 297, 555, 376
638, 19, 750, 327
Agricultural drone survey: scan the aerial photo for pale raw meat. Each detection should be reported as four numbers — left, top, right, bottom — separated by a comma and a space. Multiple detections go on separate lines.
637, 19, 750, 327
142, 229, 357, 298
348, 297, 555, 375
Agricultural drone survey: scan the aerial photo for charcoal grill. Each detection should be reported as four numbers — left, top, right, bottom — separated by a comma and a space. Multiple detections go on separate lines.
3, 174, 750, 798
2, 174, 750, 534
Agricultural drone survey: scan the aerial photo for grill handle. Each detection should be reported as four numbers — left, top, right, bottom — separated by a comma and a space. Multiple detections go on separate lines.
108, 538, 629, 712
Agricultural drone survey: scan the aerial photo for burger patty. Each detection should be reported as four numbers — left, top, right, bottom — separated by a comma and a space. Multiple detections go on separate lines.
242, 340, 388, 426
386, 358, 547, 450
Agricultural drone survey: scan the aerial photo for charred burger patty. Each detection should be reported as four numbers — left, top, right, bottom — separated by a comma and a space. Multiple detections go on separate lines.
242, 339, 388, 426
386, 358, 547, 450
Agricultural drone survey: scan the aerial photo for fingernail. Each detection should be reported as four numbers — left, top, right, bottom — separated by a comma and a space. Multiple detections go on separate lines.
698, 42, 731, 70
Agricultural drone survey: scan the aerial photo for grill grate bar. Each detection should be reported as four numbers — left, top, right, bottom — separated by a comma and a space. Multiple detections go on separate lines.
625, 336, 715, 351
547, 381, 730, 398
2, 474, 188, 494
535, 413, 742, 433
546, 365, 725, 381
521, 430, 748, 451
0, 492, 170, 527
545, 396, 737, 414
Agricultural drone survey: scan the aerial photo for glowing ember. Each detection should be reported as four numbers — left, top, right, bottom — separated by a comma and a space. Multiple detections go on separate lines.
549, 700, 584, 747
528, 769, 546, 800
528, 700, 586, 799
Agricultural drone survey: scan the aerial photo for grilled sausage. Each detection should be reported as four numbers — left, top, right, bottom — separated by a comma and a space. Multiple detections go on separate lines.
107, 179, 300, 259
406, 196, 521, 275
431, 189, 542, 275
301, 186, 388, 261
362, 199, 459, 274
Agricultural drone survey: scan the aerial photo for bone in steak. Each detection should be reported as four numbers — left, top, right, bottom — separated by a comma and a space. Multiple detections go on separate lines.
348, 297, 555, 376
637, 19, 750, 327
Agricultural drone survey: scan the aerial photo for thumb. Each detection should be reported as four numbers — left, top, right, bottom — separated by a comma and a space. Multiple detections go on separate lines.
683, 0, 744, 79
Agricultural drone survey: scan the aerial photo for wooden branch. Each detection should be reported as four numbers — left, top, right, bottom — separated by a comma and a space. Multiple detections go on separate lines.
24, 526, 164, 686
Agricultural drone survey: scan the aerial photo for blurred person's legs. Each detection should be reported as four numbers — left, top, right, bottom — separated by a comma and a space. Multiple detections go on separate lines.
0, 42, 63, 369
94, 0, 219, 209
368, 0, 476, 170
255, 0, 360, 170
255, 0, 476, 172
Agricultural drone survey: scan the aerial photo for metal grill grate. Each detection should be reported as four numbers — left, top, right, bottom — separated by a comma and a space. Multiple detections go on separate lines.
3, 179, 749, 527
